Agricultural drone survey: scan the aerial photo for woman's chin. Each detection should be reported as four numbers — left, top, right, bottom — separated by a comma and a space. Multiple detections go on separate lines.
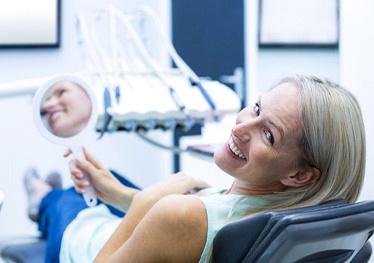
213, 146, 230, 171
52, 126, 74, 138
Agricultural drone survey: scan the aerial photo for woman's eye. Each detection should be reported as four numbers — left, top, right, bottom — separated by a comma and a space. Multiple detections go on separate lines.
254, 103, 260, 116
255, 103, 275, 145
57, 89, 66, 97
265, 130, 275, 145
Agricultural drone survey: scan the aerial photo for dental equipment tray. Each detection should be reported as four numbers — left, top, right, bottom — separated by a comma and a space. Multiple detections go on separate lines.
93, 72, 241, 132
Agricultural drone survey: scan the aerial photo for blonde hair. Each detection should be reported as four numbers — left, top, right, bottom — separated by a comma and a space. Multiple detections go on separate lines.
252, 75, 366, 213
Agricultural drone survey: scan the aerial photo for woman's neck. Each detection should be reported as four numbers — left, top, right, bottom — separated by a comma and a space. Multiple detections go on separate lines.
224, 180, 286, 195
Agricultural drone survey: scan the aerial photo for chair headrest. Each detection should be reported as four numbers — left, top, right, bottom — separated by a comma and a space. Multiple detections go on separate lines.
213, 199, 348, 263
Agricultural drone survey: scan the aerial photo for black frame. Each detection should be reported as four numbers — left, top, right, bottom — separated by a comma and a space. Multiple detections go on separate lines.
258, 0, 339, 48
0, 0, 61, 48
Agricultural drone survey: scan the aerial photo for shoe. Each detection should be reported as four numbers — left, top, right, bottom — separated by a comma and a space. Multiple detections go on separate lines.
45, 171, 62, 188
23, 167, 52, 222
23, 167, 41, 222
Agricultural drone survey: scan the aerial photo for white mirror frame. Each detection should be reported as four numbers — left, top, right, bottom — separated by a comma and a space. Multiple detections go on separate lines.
32, 73, 98, 145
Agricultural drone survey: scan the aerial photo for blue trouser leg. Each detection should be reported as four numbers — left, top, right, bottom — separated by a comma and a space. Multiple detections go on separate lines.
38, 170, 139, 263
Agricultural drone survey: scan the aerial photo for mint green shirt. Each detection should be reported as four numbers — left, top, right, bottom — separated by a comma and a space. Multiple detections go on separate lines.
195, 189, 268, 263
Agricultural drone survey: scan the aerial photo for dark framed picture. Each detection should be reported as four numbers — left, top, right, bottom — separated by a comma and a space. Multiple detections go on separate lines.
259, 0, 339, 47
0, 0, 60, 48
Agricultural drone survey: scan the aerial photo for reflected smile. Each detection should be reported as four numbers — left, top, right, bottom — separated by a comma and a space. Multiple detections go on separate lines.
229, 137, 246, 159
51, 111, 64, 122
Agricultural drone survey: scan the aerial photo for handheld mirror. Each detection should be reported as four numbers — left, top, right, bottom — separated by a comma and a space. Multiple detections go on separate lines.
33, 73, 98, 206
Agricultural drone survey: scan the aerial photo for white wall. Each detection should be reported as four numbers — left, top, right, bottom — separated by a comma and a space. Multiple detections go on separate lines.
0, 0, 173, 239
339, 0, 374, 204
244, 0, 339, 103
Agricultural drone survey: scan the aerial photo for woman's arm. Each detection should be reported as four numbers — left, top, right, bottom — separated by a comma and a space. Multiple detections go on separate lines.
96, 194, 207, 263
68, 148, 210, 262
94, 172, 210, 262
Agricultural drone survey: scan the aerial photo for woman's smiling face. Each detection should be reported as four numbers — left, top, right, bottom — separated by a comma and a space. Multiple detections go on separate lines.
214, 82, 304, 194
42, 81, 92, 138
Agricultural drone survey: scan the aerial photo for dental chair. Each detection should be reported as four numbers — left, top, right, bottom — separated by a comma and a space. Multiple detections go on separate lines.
213, 199, 374, 263
1, 200, 374, 263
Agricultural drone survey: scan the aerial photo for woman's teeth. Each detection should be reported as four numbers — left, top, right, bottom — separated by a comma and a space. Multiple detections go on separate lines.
229, 138, 246, 159
51, 111, 63, 122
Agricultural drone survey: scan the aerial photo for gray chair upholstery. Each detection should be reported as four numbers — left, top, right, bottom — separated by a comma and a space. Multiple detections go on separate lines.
213, 199, 374, 263
1, 238, 45, 263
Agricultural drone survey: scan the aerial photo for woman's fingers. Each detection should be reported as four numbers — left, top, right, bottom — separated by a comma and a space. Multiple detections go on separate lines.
176, 172, 209, 187
175, 172, 210, 190
69, 159, 84, 178
152, 172, 210, 196
65, 148, 97, 191
69, 159, 90, 193
63, 148, 73, 158
65, 147, 105, 173
70, 174, 87, 194
189, 177, 210, 191
82, 147, 106, 170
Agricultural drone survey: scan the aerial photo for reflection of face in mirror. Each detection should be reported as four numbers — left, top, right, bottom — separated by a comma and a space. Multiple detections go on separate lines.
41, 81, 92, 138
33, 75, 98, 207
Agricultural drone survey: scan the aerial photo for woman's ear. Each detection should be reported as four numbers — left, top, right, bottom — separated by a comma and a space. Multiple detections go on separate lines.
281, 167, 321, 188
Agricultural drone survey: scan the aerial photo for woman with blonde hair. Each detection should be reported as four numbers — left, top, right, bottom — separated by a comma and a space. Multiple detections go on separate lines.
25, 74, 366, 262
63, 74, 366, 262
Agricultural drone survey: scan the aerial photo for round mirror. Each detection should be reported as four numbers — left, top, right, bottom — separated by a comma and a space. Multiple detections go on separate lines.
33, 74, 97, 143
33, 73, 98, 206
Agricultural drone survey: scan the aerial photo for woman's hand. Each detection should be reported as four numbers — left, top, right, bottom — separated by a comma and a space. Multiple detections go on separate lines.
65, 147, 139, 212
134, 172, 210, 210
149, 172, 209, 195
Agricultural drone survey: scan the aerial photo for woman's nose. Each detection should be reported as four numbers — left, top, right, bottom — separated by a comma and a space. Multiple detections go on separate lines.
232, 120, 255, 143
42, 98, 57, 112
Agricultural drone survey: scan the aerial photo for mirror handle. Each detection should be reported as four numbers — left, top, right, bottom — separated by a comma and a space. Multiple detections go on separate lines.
83, 179, 98, 207
73, 146, 98, 207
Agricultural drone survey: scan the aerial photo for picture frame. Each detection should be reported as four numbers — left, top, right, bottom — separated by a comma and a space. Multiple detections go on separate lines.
0, 0, 61, 48
258, 0, 339, 47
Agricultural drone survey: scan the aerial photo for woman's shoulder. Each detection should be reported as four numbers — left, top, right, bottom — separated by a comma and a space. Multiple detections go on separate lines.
132, 195, 207, 262
154, 194, 207, 221
147, 195, 208, 244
